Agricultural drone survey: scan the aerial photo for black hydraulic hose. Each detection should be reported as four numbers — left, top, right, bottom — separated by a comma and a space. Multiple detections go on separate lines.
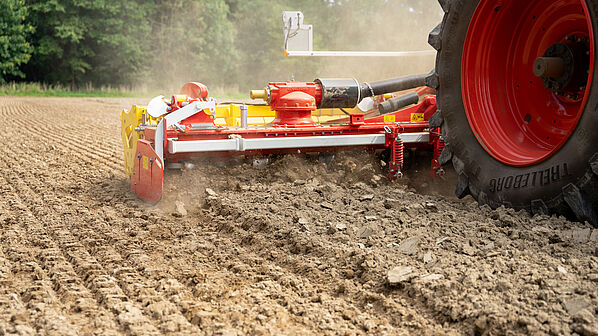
359, 73, 427, 99
378, 91, 420, 114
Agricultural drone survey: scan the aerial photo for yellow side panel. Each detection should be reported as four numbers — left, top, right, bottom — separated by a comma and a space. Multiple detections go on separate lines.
213, 104, 356, 126
214, 105, 277, 126
120, 105, 146, 176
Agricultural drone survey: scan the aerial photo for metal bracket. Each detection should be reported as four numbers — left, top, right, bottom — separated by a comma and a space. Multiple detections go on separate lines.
164, 99, 216, 128
154, 99, 217, 165
155, 119, 166, 165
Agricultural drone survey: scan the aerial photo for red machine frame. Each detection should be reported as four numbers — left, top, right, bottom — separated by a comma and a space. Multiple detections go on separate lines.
129, 82, 444, 203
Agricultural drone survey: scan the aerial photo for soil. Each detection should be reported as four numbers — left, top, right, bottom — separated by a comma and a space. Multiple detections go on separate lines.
0, 96, 597, 336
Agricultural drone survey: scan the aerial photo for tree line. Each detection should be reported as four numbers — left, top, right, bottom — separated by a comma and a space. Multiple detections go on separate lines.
1, 0, 442, 91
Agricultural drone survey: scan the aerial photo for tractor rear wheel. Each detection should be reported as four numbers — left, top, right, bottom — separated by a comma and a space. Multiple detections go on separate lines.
428, 0, 598, 226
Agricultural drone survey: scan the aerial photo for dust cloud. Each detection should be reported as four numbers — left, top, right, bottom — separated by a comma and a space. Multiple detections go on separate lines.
141, 1, 444, 95
292, 0, 443, 82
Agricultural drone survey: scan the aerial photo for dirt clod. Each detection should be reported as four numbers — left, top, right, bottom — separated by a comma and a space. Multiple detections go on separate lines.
397, 236, 419, 255
175, 201, 187, 217
388, 266, 416, 284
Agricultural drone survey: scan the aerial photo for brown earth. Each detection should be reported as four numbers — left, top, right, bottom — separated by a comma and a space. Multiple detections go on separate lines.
0, 96, 597, 336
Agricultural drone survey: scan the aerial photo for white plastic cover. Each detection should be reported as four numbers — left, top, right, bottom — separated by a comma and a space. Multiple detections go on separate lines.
357, 97, 375, 112
147, 95, 168, 118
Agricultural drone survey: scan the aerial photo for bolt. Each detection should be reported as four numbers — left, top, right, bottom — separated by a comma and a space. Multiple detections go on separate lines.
137, 153, 141, 158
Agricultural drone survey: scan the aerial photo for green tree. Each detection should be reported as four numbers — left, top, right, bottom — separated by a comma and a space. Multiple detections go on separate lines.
24, 0, 151, 87
7, 0, 443, 91
225, 0, 327, 89
146, 0, 238, 89
0, 0, 33, 82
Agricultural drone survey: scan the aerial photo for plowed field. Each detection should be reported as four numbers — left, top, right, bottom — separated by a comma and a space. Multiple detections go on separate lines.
0, 97, 597, 336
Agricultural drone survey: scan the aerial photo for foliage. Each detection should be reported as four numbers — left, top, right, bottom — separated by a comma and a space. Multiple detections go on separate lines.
146, 0, 238, 88
0, 0, 33, 82
2, 0, 444, 93
23, 0, 151, 86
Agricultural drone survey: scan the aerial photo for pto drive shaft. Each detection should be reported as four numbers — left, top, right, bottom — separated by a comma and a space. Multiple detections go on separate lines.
251, 73, 428, 109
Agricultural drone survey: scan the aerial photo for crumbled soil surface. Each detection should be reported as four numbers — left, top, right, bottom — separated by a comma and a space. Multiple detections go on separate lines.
0, 97, 597, 335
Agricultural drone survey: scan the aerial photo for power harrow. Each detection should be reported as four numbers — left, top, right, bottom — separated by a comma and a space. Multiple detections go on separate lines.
121, 74, 444, 203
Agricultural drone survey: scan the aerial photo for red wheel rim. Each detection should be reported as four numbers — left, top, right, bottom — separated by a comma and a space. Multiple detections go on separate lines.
462, 0, 594, 166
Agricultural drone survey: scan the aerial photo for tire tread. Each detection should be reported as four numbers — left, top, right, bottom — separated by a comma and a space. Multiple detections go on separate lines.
562, 184, 598, 224
455, 172, 470, 199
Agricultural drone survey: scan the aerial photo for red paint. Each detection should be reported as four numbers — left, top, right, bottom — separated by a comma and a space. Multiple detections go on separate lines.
385, 128, 405, 179
130, 81, 443, 202
267, 82, 321, 126
180, 82, 209, 99
430, 130, 445, 177
166, 94, 216, 126
349, 114, 365, 124
272, 91, 317, 126
131, 140, 163, 203
462, 0, 594, 166
367, 96, 437, 123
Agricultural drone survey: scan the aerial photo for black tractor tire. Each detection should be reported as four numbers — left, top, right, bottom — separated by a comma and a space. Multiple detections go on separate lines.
428, 0, 598, 226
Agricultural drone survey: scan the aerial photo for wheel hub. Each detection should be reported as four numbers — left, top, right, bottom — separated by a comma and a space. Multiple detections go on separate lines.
534, 37, 590, 102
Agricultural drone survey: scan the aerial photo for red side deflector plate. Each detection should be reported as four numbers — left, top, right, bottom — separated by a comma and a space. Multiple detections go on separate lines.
130, 139, 163, 203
